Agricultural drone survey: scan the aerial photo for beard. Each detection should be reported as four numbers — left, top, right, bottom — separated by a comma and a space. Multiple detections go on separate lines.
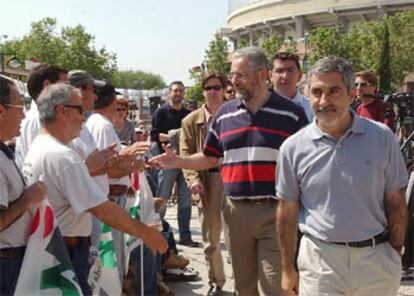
236, 88, 254, 102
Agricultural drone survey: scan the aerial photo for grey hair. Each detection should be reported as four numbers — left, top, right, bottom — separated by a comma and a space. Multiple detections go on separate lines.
37, 83, 80, 124
307, 56, 355, 93
231, 46, 268, 70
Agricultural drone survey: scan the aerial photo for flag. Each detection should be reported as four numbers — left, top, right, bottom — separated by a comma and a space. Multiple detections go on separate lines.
88, 223, 122, 296
14, 201, 83, 295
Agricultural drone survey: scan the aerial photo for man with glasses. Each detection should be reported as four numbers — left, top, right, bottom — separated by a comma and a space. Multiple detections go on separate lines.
355, 70, 395, 131
22, 83, 167, 295
180, 72, 227, 296
271, 52, 313, 122
150, 81, 200, 247
150, 47, 308, 295
0, 76, 47, 295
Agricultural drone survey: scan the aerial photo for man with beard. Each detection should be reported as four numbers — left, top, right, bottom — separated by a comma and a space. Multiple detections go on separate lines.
150, 81, 200, 247
150, 47, 308, 295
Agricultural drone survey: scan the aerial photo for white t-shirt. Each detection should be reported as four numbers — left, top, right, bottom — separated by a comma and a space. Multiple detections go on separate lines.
69, 124, 109, 195
15, 102, 41, 169
86, 113, 129, 187
0, 149, 33, 248
22, 134, 107, 237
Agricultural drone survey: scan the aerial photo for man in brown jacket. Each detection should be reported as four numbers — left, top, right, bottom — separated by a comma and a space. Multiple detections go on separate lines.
180, 73, 227, 296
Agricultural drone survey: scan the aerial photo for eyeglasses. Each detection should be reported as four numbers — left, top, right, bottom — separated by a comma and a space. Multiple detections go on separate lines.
355, 82, 369, 88
203, 85, 223, 91
62, 104, 83, 115
4, 104, 24, 110
117, 108, 128, 112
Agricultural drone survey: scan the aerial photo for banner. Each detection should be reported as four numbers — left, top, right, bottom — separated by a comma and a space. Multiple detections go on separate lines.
14, 201, 83, 295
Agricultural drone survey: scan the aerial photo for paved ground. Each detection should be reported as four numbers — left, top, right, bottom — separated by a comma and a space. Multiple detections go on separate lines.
164, 204, 414, 296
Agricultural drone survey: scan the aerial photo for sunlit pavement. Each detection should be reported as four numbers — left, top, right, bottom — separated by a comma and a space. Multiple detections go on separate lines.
164, 204, 414, 296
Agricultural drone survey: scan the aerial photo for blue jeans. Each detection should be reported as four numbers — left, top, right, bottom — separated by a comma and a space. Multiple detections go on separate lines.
130, 245, 160, 296
65, 238, 91, 296
156, 168, 192, 243
0, 256, 23, 295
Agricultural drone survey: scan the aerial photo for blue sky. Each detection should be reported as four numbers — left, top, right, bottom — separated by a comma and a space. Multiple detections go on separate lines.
0, 0, 229, 85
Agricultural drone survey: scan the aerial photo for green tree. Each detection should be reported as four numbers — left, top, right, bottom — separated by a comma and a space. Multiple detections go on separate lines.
0, 17, 117, 79
378, 22, 391, 94
204, 34, 231, 76
110, 70, 165, 89
283, 35, 298, 54
185, 83, 204, 104
261, 33, 282, 62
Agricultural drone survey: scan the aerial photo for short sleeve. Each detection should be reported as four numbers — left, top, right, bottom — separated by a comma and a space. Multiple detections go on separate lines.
275, 143, 300, 201
203, 118, 223, 158
384, 130, 408, 192
59, 161, 107, 214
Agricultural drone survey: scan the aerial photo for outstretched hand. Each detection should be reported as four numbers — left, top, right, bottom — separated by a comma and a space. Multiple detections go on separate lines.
148, 144, 180, 169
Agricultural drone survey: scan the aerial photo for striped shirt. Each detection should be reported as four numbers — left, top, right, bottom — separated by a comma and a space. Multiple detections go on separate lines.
203, 92, 308, 199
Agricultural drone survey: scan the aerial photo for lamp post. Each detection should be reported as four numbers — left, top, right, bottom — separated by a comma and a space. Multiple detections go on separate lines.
0, 52, 23, 74
303, 33, 309, 72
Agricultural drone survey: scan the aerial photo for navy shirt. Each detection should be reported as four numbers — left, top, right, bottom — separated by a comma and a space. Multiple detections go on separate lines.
150, 103, 190, 150
203, 92, 308, 198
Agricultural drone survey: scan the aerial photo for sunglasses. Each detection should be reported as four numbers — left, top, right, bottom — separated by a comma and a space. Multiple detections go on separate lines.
226, 89, 235, 94
355, 82, 369, 88
117, 108, 128, 112
62, 104, 83, 115
4, 104, 24, 110
203, 85, 223, 91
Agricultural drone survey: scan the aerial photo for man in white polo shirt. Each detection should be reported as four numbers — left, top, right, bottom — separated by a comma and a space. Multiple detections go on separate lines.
276, 57, 408, 296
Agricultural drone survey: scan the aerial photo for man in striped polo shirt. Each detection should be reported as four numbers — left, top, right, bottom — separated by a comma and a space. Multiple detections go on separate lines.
150, 47, 308, 295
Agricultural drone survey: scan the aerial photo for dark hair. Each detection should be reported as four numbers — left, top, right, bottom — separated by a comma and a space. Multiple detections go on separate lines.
0, 76, 15, 106
355, 70, 378, 87
169, 80, 184, 91
95, 83, 116, 109
272, 52, 301, 72
27, 64, 68, 100
201, 72, 227, 89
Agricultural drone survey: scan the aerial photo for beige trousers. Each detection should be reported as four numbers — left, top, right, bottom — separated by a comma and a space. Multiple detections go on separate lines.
198, 172, 226, 287
223, 198, 281, 296
298, 235, 401, 296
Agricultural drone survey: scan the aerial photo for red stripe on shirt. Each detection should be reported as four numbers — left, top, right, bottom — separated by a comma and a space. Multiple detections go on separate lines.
204, 145, 222, 156
219, 126, 291, 140
221, 164, 276, 183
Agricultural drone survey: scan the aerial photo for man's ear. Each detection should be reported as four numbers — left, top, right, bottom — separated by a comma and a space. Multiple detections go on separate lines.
0, 104, 5, 120
42, 79, 51, 89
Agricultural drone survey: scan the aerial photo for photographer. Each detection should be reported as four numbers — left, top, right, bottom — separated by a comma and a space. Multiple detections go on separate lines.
355, 70, 395, 131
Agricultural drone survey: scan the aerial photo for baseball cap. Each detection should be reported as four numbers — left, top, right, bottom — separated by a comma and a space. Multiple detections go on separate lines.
94, 82, 121, 109
68, 70, 105, 88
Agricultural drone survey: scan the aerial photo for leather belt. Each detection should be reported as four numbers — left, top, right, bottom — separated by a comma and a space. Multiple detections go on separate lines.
208, 167, 220, 173
109, 184, 128, 196
328, 231, 389, 248
234, 198, 278, 204
0, 246, 26, 259
63, 236, 91, 246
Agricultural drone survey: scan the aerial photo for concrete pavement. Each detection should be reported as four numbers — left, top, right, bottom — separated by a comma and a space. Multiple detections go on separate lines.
163, 204, 414, 296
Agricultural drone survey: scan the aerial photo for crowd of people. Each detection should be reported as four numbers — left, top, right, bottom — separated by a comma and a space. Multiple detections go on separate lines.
0, 46, 410, 296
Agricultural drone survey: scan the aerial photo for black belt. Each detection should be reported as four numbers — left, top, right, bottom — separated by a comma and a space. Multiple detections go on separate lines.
63, 236, 91, 246
327, 231, 389, 248
0, 246, 26, 259
234, 198, 278, 204
208, 167, 220, 173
